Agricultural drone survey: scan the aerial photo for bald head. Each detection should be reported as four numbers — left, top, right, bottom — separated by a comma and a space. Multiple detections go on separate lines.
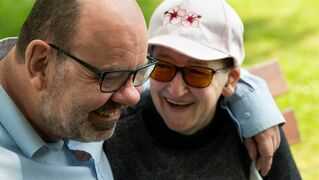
74, 0, 147, 61
85, 1, 146, 41
17, 0, 148, 64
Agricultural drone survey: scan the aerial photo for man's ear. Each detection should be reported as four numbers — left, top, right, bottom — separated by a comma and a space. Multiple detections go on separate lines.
222, 67, 240, 97
25, 40, 52, 91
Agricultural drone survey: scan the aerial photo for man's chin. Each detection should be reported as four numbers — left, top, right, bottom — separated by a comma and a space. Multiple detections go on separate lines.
74, 129, 115, 142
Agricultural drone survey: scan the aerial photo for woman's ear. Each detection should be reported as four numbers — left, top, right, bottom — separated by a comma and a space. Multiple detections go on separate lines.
25, 40, 52, 91
222, 67, 240, 97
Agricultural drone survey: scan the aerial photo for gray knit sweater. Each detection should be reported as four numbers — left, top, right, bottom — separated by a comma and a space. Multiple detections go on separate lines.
104, 92, 301, 180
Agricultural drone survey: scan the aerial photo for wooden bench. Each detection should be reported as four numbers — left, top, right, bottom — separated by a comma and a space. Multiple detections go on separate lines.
247, 60, 301, 145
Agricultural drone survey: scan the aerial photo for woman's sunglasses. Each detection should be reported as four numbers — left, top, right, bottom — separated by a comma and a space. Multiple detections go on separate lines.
150, 59, 231, 88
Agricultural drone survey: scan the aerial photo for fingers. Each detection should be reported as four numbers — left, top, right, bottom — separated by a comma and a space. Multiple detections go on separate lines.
244, 125, 281, 176
256, 156, 273, 177
254, 125, 281, 176
255, 134, 274, 176
244, 138, 258, 160
274, 125, 281, 149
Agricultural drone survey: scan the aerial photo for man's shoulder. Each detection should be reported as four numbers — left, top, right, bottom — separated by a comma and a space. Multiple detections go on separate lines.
0, 123, 25, 179
0, 37, 18, 59
0, 146, 24, 179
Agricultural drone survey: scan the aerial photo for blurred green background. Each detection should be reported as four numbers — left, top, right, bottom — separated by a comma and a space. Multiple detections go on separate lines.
1, 0, 318, 179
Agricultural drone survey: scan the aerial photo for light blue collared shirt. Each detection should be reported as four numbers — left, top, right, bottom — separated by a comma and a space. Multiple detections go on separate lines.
0, 38, 113, 180
222, 69, 285, 139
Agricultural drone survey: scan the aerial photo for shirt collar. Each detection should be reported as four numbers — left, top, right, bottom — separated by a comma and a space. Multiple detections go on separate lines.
0, 86, 46, 158
67, 140, 104, 163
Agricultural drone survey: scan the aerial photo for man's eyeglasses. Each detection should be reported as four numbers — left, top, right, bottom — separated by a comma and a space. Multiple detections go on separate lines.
48, 43, 157, 93
150, 59, 230, 88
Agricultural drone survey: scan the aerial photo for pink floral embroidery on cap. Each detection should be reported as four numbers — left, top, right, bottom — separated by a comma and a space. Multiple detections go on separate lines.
162, 6, 186, 25
162, 6, 201, 27
182, 12, 201, 27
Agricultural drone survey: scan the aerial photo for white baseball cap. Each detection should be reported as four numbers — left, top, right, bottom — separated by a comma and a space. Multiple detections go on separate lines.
148, 0, 245, 65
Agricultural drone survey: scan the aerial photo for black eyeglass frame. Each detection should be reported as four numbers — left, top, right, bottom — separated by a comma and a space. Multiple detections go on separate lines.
48, 43, 157, 93
151, 59, 232, 88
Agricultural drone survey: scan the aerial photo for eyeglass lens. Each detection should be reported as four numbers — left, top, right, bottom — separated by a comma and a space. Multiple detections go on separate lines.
101, 63, 155, 92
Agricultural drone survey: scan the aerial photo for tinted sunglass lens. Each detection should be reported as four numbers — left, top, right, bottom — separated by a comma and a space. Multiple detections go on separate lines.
150, 60, 213, 88
151, 62, 175, 82
184, 67, 213, 88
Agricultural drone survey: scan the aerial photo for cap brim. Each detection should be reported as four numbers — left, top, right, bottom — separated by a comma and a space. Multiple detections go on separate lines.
148, 35, 230, 61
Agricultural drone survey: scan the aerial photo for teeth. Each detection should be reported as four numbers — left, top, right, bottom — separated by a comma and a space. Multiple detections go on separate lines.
96, 110, 117, 117
105, 112, 115, 117
166, 99, 190, 106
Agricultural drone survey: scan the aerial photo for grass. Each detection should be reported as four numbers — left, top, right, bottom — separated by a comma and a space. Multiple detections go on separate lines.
225, 1, 319, 179
0, 0, 34, 38
1, 0, 318, 179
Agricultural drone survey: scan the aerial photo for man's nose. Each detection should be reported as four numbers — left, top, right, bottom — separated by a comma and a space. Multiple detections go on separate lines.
111, 79, 141, 106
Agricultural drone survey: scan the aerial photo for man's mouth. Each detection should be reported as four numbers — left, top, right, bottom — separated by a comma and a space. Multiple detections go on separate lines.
88, 101, 126, 131
91, 110, 123, 131
94, 103, 126, 118
94, 109, 120, 118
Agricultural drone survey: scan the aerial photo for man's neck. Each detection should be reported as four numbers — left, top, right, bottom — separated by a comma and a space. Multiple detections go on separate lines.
0, 49, 15, 91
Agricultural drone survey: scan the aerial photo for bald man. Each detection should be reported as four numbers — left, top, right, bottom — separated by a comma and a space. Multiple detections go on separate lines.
0, 0, 156, 179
